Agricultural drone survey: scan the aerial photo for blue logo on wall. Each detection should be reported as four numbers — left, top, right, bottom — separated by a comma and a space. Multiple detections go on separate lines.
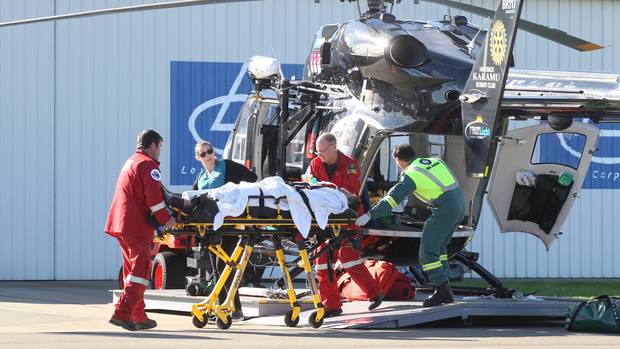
540, 121, 620, 189
170, 61, 303, 185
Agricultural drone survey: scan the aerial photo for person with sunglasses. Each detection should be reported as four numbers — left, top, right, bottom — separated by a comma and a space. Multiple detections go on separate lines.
191, 140, 258, 320
192, 141, 257, 190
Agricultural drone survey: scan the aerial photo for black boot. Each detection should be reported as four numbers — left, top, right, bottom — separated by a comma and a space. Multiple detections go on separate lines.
368, 292, 384, 310
134, 318, 157, 330
324, 308, 343, 318
422, 283, 454, 307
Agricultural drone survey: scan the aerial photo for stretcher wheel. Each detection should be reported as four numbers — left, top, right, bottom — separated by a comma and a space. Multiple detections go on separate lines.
309, 311, 324, 329
216, 315, 232, 330
186, 283, 200, 296
192, 314, 208, 328
284, 310, 299, 327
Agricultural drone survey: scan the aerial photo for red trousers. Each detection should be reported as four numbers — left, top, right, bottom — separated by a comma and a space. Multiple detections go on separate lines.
314, 239, 380, 310
113, 233, 152, 323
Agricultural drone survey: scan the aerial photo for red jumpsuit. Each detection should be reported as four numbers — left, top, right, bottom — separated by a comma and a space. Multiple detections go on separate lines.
308, 151, 380, 310
104, 150, 170, 323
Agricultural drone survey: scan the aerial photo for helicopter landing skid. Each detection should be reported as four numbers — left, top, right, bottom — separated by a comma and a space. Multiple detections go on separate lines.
410, 250, 515, 299
452, 251, 516, 299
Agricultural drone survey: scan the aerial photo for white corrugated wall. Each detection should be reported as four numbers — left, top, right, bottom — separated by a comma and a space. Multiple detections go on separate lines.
0, 0, 55, 280
0, 0, 618, 279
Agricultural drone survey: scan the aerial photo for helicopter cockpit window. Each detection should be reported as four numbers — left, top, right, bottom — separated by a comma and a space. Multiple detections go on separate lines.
344, 21, 392, 58
531, 132, 585, 170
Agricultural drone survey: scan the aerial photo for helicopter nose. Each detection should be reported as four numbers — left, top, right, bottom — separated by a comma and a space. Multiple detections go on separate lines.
385, 35, 428, 68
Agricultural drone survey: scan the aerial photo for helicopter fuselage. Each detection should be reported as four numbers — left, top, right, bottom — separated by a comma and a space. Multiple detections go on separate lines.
314, 14, 485, 135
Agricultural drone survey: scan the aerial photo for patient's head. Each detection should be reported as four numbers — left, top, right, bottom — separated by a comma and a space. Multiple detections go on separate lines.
338, 188, 361, 211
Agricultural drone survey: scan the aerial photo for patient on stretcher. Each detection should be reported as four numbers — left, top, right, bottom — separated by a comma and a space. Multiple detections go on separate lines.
162, 176, 360, 237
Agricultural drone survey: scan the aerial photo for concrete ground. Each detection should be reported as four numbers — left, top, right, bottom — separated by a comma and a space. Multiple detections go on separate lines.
0, 281, 618, 349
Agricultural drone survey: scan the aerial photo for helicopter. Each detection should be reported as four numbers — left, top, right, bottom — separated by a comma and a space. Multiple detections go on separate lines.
222, 0, 620, 292
3, 0, 619, 295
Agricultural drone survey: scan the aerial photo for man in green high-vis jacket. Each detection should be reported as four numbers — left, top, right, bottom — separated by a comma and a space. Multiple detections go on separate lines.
356, 144, 465, 307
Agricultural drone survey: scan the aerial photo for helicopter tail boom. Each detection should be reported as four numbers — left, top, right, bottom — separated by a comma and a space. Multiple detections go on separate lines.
460, 0, 524, 177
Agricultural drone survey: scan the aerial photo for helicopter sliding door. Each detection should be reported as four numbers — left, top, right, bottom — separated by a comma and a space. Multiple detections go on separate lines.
486, 122, 599, 249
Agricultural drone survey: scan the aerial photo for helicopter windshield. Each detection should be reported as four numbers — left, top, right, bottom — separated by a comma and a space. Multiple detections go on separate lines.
344, 20, 392, 58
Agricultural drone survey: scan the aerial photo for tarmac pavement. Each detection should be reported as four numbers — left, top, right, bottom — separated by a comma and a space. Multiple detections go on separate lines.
0, 281, 618, 349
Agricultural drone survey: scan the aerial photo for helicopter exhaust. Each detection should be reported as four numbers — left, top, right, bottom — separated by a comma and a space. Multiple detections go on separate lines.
385, 35, 428, 68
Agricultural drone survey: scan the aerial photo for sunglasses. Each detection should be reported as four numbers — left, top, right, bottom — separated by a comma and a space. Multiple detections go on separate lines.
198, 148, 214, 158
314, 143, 335, 155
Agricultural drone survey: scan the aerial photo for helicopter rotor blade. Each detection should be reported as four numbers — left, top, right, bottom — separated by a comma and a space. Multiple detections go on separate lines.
0, 0, 259, 28
418, 0, 603, 51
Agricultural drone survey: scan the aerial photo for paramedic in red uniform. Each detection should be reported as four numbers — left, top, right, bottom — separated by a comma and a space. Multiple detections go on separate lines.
105, 130, 176, 331
306, 133, 383, 317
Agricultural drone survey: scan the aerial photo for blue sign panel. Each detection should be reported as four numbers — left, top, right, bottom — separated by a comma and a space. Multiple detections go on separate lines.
540, 121, 620, 189
170, 61, 303, 185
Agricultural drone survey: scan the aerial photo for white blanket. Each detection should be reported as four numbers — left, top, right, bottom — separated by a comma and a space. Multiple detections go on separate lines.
203, 176, 349, 237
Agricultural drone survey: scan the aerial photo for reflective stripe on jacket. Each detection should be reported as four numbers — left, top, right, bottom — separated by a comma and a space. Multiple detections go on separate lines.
403, 158, 458, 204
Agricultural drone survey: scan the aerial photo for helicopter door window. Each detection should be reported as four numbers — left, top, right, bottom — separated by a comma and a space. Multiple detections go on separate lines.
428, 135, 445, 158
230, 99, 257, 163
285, 124, 308, 180
263, 104, 279, 126
531, 132, 586, 170
386, 135, 409, 181
260, 104, 280, 177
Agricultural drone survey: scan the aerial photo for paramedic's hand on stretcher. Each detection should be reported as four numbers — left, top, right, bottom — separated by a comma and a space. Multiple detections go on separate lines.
164, 216, 176, 229
355, 213, 371, 226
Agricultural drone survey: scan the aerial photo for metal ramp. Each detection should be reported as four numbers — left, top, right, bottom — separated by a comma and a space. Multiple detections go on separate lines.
243, 295, 578, 329
112, 289, 579, 329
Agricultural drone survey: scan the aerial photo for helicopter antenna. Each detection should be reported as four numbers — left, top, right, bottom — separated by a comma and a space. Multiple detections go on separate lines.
271, 47, 285, 85
466, 17, 491, 57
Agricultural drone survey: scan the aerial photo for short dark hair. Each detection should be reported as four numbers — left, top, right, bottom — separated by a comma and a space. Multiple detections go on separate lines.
137, 129, 163, 149
338, 188, 361, 211
393, 144, 416, 163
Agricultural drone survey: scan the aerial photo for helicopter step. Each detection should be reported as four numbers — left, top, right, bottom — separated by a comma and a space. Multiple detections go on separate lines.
112, 287, 579, 329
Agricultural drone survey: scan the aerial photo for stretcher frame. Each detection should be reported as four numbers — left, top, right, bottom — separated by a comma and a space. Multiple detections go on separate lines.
164, 209, 360, 330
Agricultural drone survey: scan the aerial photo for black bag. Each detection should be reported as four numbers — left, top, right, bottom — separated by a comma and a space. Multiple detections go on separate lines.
566, 295, 620, 334
188, 195, 219, 222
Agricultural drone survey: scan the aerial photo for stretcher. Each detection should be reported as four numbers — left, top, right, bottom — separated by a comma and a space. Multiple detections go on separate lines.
160, 188, 360, 330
